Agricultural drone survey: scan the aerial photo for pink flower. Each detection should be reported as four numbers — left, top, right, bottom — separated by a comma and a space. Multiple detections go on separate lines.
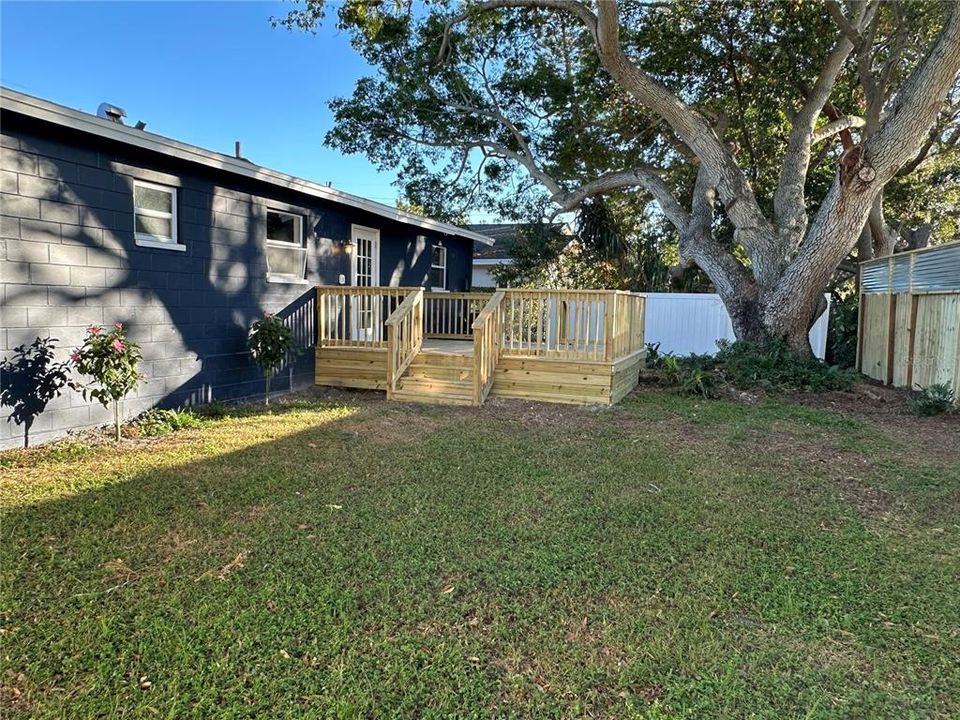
70, 351, 81, 362
263, 311, 273, 319
114, 322, 123, 330
87, 325, 101, 335
112, 339, 125, 353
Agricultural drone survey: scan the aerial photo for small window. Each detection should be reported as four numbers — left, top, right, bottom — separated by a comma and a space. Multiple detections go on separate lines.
430, 245, 447, 290
133, 181, 181, 250
265, 209, 307, 283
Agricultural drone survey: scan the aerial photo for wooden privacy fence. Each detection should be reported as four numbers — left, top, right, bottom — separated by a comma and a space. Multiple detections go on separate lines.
857, 242, 960, 396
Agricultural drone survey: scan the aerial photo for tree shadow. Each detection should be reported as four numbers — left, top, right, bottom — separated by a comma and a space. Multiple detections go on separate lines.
0, 336, 71, 447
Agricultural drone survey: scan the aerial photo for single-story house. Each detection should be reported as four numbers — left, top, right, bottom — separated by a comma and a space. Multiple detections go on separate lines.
0, 88, 493, 448
467, 223, 569, 287
466, 223, 519, 288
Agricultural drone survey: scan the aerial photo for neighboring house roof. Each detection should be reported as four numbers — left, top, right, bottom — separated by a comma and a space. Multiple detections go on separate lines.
1, 88, 495, 246
465, 223, 568, 261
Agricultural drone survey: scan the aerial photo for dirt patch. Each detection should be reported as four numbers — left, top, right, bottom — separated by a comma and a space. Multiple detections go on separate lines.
786, 382, 960, 465
482, 396, 609, 433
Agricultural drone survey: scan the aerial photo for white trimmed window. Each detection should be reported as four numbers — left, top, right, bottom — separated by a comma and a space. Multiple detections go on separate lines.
430, 244, 447, 290
133, 181, 181, 250
265, 209, 307, 283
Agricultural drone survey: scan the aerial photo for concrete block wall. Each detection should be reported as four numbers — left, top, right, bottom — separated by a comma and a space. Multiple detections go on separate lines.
1, 122, 334, 448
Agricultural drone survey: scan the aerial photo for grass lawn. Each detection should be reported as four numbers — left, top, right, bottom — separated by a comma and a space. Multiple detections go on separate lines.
1, 388, 958, 718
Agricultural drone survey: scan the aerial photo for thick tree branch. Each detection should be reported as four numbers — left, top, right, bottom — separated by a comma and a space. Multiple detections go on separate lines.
550, 167, 688, 230
811, 115, 866, 144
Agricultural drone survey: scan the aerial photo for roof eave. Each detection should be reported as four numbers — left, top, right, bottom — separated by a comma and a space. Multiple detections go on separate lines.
0, 88, 495, 246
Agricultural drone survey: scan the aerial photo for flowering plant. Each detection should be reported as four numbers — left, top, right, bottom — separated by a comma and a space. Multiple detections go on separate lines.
247, 312, 300, 405
72, 323, 142, 441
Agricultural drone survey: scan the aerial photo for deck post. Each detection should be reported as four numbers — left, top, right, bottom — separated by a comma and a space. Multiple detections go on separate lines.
604, 292, 615, 362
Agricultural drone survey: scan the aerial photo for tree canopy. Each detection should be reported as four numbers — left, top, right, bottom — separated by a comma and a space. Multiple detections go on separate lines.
278, 0, 960, 351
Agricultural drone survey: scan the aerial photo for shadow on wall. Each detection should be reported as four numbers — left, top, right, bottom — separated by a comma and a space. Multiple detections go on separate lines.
0, 336, 72, 447
3, 146, 317, 441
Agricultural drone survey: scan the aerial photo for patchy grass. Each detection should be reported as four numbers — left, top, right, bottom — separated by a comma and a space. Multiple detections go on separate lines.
1, 389, 958, 718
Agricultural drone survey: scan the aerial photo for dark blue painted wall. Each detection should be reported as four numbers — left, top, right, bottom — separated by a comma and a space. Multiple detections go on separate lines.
0, 111, 475, 447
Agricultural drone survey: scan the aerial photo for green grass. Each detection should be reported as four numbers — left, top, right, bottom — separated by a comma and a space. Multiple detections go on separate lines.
1, 390, 958, 718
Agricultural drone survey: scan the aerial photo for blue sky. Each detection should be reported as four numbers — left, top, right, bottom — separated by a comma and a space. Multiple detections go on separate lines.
1, 1, 408, 206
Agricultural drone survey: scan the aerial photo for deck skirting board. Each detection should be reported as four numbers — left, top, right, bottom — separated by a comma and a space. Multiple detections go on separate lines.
315, 344, 646, 406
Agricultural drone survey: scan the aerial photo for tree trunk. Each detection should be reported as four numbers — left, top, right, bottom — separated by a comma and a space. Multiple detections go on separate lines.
265, 371, 272, 406
114, 399, 121, 443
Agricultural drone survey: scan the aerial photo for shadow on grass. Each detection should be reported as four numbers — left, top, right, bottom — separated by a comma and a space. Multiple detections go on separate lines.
2, 395, 959, 718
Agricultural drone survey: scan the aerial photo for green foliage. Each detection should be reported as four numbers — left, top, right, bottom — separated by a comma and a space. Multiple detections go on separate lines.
495, 196, 710, 292
279, 1, 955, 247
909, 383, 956, 416
0, 337, 72, 447
826, 288, 859, 368
661, 354, 719, 399
655, 339, 859, 396
135, 408, 204, 437
72, 324, 142, 405
71, 324, 142, 441
193, 401, 231, 420
247, 313, 301, 404
712, 338, 859, 392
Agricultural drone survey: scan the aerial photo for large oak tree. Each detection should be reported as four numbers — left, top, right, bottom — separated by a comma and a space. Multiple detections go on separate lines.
281, 0, 960, 352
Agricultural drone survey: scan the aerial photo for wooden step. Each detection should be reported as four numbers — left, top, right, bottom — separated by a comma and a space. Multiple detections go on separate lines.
395, 376, 473, 395
404, 365, 472, 382
408, 351, 472, 369
390, 386, 475, 406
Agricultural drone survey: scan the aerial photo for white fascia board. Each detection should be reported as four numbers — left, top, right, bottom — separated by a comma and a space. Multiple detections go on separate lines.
473, 258, 513, 266
1, 88, 495, 246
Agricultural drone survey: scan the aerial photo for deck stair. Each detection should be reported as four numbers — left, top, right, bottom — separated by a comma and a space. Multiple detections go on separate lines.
390, 345, 475, 405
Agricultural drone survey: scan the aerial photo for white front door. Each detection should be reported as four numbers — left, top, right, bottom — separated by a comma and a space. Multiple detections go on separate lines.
350, 225, 381, 340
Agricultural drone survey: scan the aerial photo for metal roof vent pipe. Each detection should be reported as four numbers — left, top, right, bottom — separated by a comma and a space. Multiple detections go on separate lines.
97, 102, 126, 124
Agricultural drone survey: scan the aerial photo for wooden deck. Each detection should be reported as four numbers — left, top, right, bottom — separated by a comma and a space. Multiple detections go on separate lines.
314, 287, 646, 406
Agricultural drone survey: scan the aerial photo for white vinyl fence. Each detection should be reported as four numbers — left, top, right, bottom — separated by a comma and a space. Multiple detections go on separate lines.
644, 293, 830, 359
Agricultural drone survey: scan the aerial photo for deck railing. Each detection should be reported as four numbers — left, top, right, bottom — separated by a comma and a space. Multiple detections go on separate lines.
610, 292, 647, 360
472, 291, 505, 405
385, 288, 424, 394
317, 286, 418, 347
318, 285, 647, 389
423, 292, 490, 339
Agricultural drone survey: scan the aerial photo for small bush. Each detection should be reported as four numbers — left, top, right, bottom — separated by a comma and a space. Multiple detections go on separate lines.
908, 383, 956, 416
72, 323, 143, 442
193, 401, 231, 419
136, 408, 204, 436
248, 313, 301, 405
661, 355, 718, 398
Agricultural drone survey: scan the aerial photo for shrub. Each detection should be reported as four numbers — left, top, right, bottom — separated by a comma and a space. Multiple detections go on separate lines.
193, 401, 230, 419
72, 323, 143, 442
653, 338, 858, 398
136, 408, 204, 436
645, 342, 665, 370
0, 336, 72, 447
712, 338, 858, 392
661, 355, 718, 398
908, 383, 956, 416
248, 313, 301, 405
